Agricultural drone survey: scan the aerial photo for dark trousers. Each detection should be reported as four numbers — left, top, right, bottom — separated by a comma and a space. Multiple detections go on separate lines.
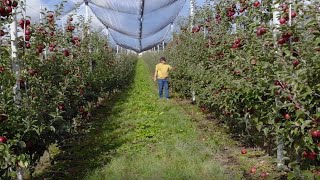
158, 79, 169, 98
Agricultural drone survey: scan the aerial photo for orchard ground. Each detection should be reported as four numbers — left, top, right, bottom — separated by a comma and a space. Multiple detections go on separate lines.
35, 59, 281, 179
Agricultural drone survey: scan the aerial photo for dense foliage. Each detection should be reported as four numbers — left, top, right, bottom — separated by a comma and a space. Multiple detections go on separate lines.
165, 0, 320, 177
0, 1, 137, 178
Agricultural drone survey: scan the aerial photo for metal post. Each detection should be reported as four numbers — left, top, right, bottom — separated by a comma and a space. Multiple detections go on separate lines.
116, 45, 119, 54
14, 3, 25, 179
272, 0, 280, 40
288, 0, 292, 26
17, 168, 23, 180
190, 0, 196, 103
11, 3, 20, 104
272, 0, 284, 170
162, 41, 165, 51
190, 0, 195, 28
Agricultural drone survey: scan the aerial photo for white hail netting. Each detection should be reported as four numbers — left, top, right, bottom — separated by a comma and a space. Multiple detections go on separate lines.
26, 0, 187, 52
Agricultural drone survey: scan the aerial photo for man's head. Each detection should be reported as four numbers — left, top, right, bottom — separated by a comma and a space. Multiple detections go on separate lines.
160, 57, 166, 63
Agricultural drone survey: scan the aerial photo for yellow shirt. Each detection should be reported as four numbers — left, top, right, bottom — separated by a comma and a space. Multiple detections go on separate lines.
155, 63, 172, 79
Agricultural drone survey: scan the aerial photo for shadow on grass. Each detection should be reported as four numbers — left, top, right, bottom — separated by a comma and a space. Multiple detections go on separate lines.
35, 81, 135, 180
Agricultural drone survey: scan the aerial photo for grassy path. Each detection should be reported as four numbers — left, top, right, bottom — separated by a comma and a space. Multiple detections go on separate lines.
38, 59, 271, 179
84, 59, 237, 180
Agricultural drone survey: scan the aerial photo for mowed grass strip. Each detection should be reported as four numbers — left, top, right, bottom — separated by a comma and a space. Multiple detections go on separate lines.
84, 59, 238, 180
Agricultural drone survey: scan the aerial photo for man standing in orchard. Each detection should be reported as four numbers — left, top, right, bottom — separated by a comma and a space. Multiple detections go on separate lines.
153, 57, 173, 99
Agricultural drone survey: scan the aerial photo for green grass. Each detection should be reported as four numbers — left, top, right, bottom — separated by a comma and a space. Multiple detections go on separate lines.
36, 59, 243, 180
83, 59, 240, 180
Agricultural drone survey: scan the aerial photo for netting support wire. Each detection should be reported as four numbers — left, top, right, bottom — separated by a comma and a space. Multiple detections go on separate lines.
11, 2, 21, 106
170, 23, 174, 33
85, 1, 93, 72
138, 0, 145, 51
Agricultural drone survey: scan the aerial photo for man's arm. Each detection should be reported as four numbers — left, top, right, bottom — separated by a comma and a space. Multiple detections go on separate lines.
169, 65, 175, 70
153, 66, 157, 82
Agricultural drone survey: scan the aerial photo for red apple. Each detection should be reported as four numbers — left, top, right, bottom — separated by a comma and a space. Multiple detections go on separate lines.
279, 17, 287, 25
0, 30, 5, 36
253, 1, 260, 7
250, 167, 257, 174
292, 59, 300, 67
282, 32, 293, 39
284, 114, 290, 120
78, 106, 85, 113
58, 103, 65, 111
259, 27, 266, 34
291, 11, 297, 18
260, 172, 269, 178
241, 148, 247, 154
25, 29, 31, 35
36, 48, 42, 54
274, 80, 280, 86
63, 49, 70, 57
25, 35, 31, 41
28, 69, 37, 76
231, 43, 239, 49
5, 0, 12, 6
0, 66, 4, 73
25, 19, 30, 26
302, 151, 308, 158
0, 7, 6, 16
235, 38, 241, 44
48, 13, 54, 18
309, 152, 317, 160
256, 26, 267, 36
67, 26, 75, 31
0, 136, 7, 143
25, 42, 31, 49
278, 38, 286, 45
12, 1, 18, 7
227, 11, 235, 17
192, 26, 200, 33
5, 6, 12, 14
311, 130, 319, 138
18, 19, 24, 25
49, 31, 54, 36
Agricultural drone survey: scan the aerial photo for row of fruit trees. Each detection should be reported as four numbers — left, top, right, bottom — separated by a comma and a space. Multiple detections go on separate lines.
165, 0, 319, 178
0, 0, 137, 178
